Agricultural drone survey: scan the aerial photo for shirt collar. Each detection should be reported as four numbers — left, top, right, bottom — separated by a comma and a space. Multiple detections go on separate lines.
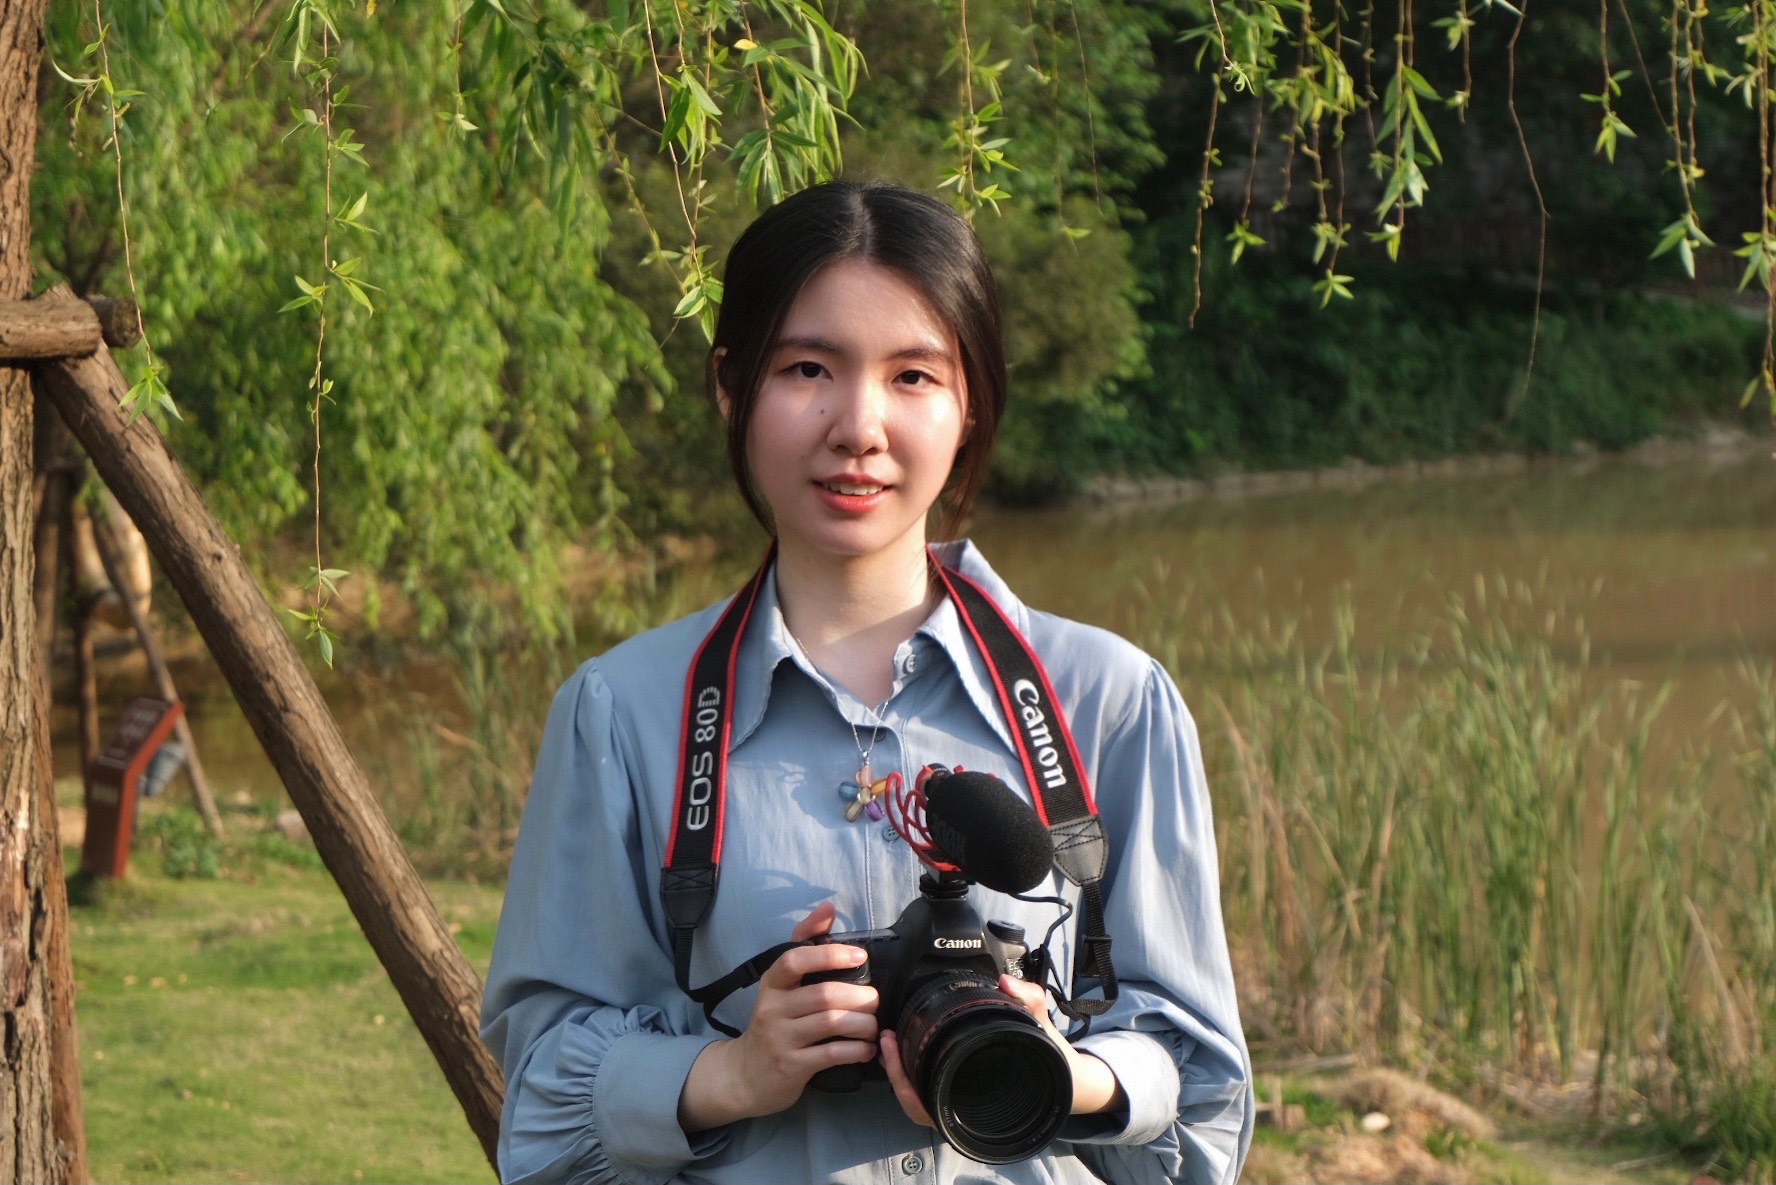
727, 540, 1025, 753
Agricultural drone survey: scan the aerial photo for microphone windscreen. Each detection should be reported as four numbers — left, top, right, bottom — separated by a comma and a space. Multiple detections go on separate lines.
923, 770, 1055, 894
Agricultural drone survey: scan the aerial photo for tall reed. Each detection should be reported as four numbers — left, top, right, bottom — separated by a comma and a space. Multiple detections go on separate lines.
1128, 566, 1776, 1180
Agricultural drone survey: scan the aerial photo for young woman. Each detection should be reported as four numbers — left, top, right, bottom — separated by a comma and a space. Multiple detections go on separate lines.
481, 181, 1253, 1184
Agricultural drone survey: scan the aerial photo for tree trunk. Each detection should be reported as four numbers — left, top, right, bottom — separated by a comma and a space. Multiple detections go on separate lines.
34, 295, 504, 1169
2, 0, 83, 1181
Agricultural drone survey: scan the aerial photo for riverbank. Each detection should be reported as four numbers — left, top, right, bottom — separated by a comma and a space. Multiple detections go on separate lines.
1081, 420, 1769, 504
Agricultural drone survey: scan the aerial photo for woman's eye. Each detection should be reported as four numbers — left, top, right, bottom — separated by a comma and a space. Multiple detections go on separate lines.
898, 369, 935, 386
792, 360, 824, 379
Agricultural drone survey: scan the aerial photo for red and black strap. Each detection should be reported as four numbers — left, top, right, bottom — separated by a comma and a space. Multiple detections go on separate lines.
931, 562, 1115, 1017
660, 548, 1117, 1029
660, 545, 771, 1030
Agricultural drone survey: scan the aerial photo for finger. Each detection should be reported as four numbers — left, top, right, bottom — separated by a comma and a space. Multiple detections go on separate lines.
801, 1038, 879, 1071
760, 940, 868, 992
879, 1031, 935, 1128
791, 901, 838, 943
781, 1007, 880, 1048
786, 980, 880, 1018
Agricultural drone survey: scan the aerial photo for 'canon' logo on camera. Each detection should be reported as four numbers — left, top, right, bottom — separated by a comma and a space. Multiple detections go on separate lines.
933, 937, 983, 950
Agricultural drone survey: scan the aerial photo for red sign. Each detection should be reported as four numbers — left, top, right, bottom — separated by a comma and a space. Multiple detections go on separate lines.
83, 697, 184, 879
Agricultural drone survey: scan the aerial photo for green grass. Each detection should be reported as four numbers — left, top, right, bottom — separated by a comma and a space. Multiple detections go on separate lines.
67, 822, 501, 1184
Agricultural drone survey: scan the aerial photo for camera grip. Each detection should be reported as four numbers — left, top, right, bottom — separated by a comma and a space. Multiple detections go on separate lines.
802, 959, 877, 1093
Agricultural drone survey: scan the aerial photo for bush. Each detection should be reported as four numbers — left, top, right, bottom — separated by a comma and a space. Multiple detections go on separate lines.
138, 809, 221, 880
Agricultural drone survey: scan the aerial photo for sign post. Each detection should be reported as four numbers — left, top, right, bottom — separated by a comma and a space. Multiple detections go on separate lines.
82, 697, 184, 879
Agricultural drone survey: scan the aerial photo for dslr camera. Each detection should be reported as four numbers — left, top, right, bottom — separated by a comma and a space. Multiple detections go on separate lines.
805, 870, 1073, 1164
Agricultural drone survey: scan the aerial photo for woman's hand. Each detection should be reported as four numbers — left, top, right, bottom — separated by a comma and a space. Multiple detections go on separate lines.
678, 902, 881, 1133
878, 974, 1126, 1130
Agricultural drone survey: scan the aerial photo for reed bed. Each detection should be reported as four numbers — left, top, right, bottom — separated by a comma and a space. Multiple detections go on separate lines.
1129, 566, 1776, 1181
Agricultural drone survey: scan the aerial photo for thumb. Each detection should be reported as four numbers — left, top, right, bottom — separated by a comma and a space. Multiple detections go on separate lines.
791, 900, 838, 942
999, 973, 1050, 1017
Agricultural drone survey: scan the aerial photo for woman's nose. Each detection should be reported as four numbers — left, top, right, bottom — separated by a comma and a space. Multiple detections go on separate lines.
825, 378, 888, 455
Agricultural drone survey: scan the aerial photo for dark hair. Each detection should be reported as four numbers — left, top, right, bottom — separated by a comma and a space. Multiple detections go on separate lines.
709, 180, 1006, 540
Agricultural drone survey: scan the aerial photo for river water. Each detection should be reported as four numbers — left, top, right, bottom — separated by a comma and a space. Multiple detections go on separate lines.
974, 445, 1775, 710
48, 443, 1776, 819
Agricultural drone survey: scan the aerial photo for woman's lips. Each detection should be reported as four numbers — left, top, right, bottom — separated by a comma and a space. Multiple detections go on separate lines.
814, 479, 889, 512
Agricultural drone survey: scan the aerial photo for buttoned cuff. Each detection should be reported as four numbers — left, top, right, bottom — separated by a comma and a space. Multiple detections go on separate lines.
1061, 1030, 1181, 1146
592, 1031, 728, 1183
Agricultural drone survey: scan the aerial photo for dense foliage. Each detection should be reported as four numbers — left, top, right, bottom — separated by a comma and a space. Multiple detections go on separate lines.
31, 0, 1770, 644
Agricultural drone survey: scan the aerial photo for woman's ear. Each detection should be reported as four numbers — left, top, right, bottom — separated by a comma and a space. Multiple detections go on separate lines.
712, 347, 732, 423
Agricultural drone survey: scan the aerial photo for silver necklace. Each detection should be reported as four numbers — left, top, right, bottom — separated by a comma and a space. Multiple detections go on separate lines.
783, 621, 899, 822
841, 695, 894, 822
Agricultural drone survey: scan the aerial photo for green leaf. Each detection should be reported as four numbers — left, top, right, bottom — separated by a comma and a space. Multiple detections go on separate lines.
1408, 95, 1443, 164
341, 276, 376, 312
659, 83, 691, 150
672, 286, 707, 319
50, 59, 99, 87
1312, 271, 1355, 306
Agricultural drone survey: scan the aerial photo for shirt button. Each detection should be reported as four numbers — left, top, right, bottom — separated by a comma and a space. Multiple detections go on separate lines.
905, 652, 918, 673
901, 1154, 924, 1174
882, 823, 899, 844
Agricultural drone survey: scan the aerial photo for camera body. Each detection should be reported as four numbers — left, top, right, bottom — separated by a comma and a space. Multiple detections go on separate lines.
805, 872, 1073, 1164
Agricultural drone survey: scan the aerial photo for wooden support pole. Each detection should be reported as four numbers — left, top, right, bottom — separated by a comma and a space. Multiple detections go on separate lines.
32, 464, 67, 678
0, 294, 138, 361
32, 287, 504, 1170
72, 612, 99, 775
85, 504, 225, 839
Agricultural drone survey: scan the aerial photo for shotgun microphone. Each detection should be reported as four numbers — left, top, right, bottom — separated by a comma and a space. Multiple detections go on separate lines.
921, 769, 1055, 894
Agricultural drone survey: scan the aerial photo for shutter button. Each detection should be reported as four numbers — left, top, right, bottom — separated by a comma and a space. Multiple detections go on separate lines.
901, 1154, 924, 1174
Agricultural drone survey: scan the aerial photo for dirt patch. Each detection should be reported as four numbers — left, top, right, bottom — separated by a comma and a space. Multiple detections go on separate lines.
1336, 1068, 1498, 1140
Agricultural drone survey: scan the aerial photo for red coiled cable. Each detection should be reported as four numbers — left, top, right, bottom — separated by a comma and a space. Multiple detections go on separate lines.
887, 764, 961, 874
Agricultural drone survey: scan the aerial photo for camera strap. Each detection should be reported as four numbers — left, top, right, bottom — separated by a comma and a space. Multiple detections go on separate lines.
660, 546, 1118, 1032
931, 562, 1117, 1020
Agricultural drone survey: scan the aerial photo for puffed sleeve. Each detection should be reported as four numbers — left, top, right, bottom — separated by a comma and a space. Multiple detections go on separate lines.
480, 661, 729, 1185
1058, 659, 1254, 1185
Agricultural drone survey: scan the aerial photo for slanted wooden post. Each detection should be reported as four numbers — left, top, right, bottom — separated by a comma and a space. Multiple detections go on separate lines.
30, 285, 505, 1168
85, 503, 225, 837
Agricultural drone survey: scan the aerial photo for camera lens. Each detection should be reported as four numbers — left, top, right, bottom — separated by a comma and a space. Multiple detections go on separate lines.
897, 972, 1072, 1164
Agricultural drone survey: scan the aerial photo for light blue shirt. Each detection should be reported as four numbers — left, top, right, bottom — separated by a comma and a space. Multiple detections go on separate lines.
481, 541, 1253, 1184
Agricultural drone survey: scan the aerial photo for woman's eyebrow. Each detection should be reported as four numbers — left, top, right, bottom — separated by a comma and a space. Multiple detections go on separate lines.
772, 335, 954, 363
772, 334, 844, 355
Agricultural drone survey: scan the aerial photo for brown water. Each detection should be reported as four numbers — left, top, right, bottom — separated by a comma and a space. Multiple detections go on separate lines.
975, 448, 1776, 740
49, 445, 1776, 815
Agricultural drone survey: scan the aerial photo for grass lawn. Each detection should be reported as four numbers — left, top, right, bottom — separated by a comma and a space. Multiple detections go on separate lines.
66, 811, 502, 1185
61, 799, 1706, 1185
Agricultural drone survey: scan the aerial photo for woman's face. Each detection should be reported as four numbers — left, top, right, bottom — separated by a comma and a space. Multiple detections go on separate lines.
735, 258, 969, 566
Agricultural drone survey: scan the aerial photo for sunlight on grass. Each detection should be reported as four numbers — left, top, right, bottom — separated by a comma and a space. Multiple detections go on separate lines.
69, 833, 500, 1184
